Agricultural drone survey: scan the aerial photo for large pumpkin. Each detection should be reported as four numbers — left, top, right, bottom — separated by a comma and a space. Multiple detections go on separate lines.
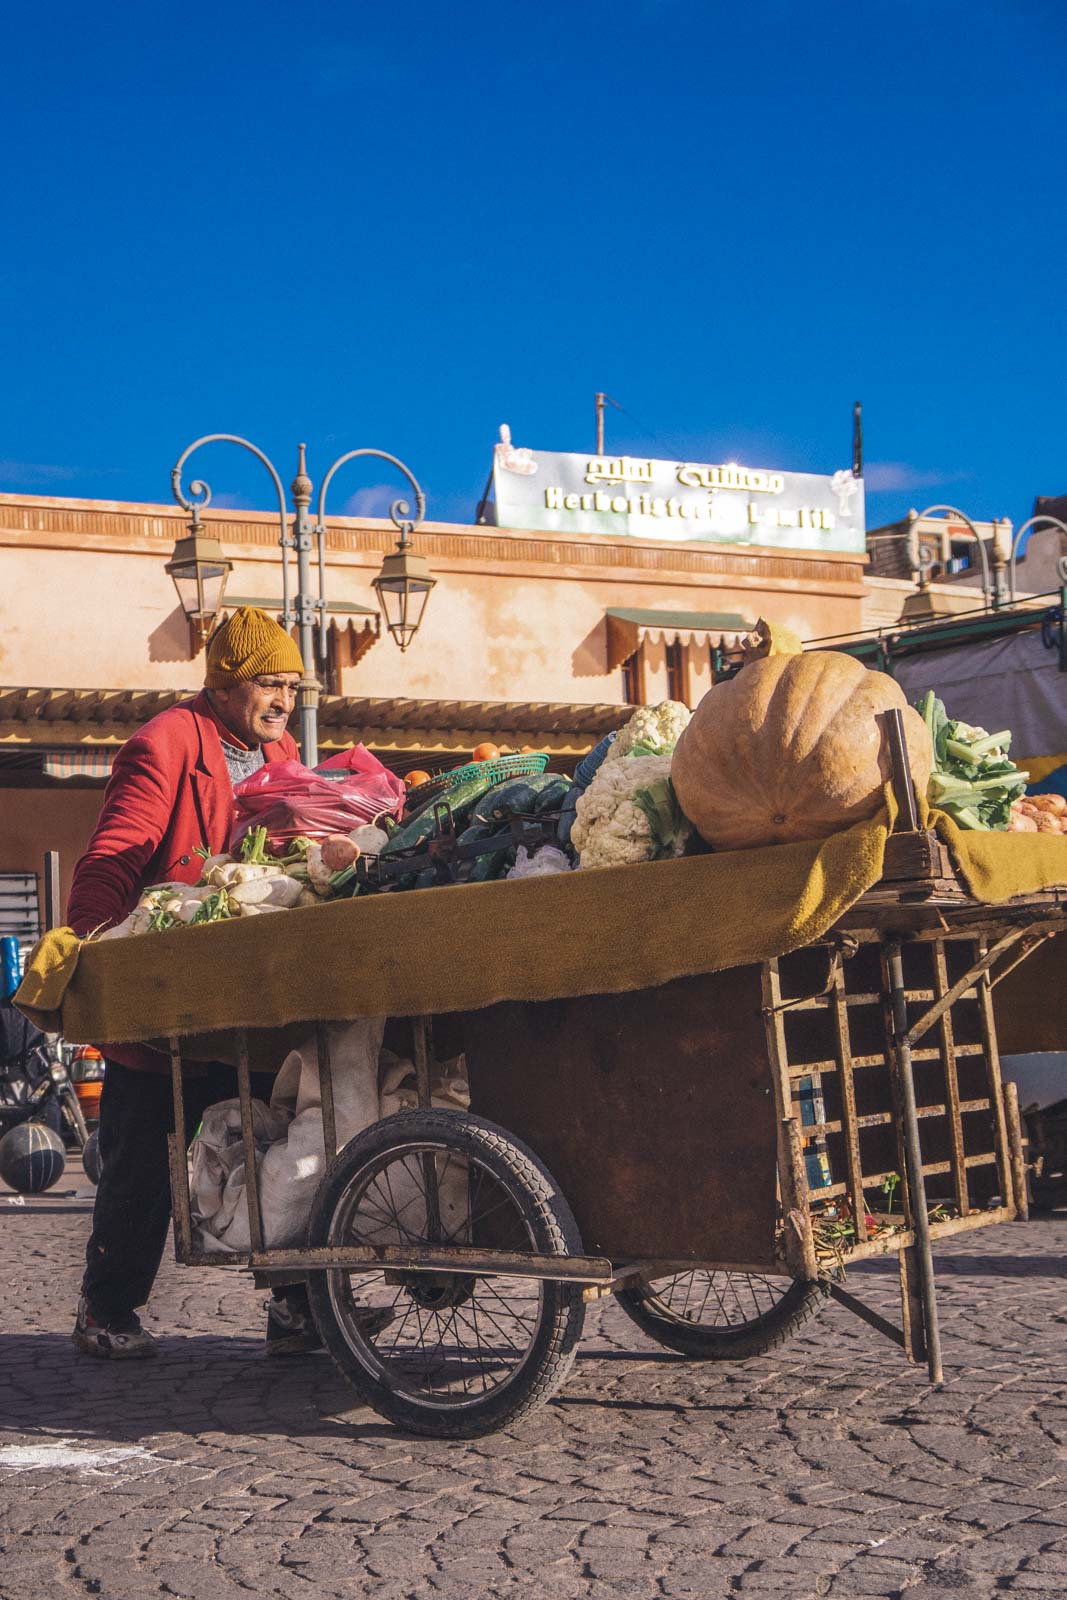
671, 649, 933, 850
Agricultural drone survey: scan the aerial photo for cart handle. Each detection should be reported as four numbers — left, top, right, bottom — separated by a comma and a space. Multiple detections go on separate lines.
881, 709, 921, 832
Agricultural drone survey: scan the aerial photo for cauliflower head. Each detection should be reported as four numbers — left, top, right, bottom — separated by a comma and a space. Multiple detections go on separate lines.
570, 754, 691, 870
605, 700, 692, 761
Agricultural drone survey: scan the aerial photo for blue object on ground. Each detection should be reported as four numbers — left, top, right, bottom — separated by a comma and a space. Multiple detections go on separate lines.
0, 938, 20, 1003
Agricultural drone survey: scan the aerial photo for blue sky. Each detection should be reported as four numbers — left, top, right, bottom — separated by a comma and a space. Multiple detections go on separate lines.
1, 0, 1064, 535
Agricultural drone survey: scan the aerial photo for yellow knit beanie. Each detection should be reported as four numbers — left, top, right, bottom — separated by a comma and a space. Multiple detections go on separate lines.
204, 607, 305, 688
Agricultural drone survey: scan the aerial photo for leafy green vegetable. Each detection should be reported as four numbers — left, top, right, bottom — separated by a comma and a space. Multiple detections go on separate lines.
240, 825, 278, 865
916, 691, 1027, 831
626, 737, 675, 759
633, 777, 690, 859
191, 889, 233, 924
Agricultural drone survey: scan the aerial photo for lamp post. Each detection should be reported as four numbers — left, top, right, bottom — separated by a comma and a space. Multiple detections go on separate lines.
164, 519, 234, 650
315, 449, 432, 653
171, 435, 430, 764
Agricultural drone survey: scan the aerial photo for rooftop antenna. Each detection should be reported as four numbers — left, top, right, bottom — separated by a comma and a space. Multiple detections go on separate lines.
852, 401, 863, 478
595, 392, 623, 456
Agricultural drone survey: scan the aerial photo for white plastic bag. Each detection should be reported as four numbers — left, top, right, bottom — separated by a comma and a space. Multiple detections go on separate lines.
505, 844, 573, 880
189, 1017, 385, 1251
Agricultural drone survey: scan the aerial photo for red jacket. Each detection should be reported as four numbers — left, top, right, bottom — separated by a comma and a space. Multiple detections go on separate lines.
68, 690, 299, 1069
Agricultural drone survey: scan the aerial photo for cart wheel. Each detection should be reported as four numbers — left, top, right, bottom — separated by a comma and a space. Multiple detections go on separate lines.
305, 1109, 586, 1438
614, 1269, 825, 1359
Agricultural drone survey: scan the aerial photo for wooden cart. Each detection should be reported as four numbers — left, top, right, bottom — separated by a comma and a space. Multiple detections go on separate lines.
151, 811, 1063, 1438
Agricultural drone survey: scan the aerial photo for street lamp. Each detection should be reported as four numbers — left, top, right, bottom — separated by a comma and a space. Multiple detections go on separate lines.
164, 510, 234, 648
371, 538, 437, 653
171, 435, 430, 764
314, 448, 433, 655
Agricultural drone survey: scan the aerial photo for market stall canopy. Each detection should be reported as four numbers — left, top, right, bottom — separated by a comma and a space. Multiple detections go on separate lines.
316, 695, 629, 757
890, 628, 1067, 769
0, 685, 630, 759
605, 607, 753, 671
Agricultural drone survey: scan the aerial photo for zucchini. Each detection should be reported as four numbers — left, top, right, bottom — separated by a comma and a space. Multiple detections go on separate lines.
482, 772, 562, 822
467, 848, 509, 883
457, 821, 494, 849
532, 775, 572, 814
383, 772, 498, 855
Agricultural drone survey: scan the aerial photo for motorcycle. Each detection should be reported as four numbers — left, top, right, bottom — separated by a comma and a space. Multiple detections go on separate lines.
0, 1006, 89, 1152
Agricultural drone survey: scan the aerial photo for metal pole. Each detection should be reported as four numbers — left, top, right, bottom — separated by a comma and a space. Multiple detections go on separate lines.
595, 392, 606, 456
43, 851, 61, 932
1003, 1080, 1029, 1222
885, 939, 944, 1384
289, 444, 319, 766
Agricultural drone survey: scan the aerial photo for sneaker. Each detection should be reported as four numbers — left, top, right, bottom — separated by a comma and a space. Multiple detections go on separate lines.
265, 1294, 324, 1357
264, 1295, 395, 1356
72, 1296, 159, 1360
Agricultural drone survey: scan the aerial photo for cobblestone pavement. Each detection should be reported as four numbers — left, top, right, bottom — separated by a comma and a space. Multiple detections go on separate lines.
1, 1163, 1065, 1600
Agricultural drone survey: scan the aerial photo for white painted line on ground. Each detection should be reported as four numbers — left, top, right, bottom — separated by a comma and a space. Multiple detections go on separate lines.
0, 1443, 163, 1475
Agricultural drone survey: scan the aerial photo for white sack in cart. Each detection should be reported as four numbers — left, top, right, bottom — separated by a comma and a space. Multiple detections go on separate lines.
190, 1018, 384, 1252
368, 1050, 471, 1246
188, 1099, 291, 1245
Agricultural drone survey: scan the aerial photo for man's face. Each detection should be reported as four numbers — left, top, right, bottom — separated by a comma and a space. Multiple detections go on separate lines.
210, 675, 300, 745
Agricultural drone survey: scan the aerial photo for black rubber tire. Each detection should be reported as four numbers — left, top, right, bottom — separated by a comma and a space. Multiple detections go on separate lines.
1028, 1177, 1067, 1213
614, 1269, 826, 1360
306, 1108, 586, 1438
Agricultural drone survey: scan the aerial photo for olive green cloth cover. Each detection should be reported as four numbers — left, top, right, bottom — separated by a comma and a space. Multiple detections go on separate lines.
16, 813, 1066, 1051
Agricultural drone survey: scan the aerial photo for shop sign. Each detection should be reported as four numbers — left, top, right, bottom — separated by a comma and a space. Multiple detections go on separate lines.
491, 434, 865, 553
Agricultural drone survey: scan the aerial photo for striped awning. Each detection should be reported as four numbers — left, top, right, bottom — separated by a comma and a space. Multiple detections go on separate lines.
43, 750, 115, 780
605, 608, 753, 671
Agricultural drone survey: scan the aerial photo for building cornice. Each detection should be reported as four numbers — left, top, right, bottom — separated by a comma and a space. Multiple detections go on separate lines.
0, 490, 867, 592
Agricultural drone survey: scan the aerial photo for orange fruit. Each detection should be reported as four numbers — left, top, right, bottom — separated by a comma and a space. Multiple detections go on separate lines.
403, 769, 432, 788
471, 742, 500, 763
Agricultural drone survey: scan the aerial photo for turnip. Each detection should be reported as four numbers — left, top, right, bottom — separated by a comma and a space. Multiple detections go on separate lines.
305, 843, 333, 895
264, 875, 305, 908
198, 853, 234, 878
227, 878, 277, 907
349, 823, 389, 855
321, 834, 360, 873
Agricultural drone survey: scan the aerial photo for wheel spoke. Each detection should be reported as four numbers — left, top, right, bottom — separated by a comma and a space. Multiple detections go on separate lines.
641, 1270, 796, 1331
323, 1134, 569, 1411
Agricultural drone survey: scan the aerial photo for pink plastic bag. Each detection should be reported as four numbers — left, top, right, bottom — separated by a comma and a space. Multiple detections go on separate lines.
231, 751, 405, 854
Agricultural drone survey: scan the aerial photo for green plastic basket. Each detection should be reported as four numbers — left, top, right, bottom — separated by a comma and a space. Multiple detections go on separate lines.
404, 752, 550, 812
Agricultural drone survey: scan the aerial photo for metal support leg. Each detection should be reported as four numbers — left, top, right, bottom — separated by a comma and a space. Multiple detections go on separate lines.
1003, 1080, 1030, 1222
316, 1021, 338, 1161
167, 1036, 194, 1262
235, 1028, 264, 1254
412, 1016, 442, 1242
886, 940, 944, 1384
898, 1244, 927, 1365
412, 1016, 433, 1109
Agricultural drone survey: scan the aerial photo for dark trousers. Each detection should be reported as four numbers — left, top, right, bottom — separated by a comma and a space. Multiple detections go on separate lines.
83, 1059, 273, 1323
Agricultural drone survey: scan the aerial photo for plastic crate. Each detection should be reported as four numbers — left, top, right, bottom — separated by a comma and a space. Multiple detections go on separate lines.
404, 753, 550, 813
